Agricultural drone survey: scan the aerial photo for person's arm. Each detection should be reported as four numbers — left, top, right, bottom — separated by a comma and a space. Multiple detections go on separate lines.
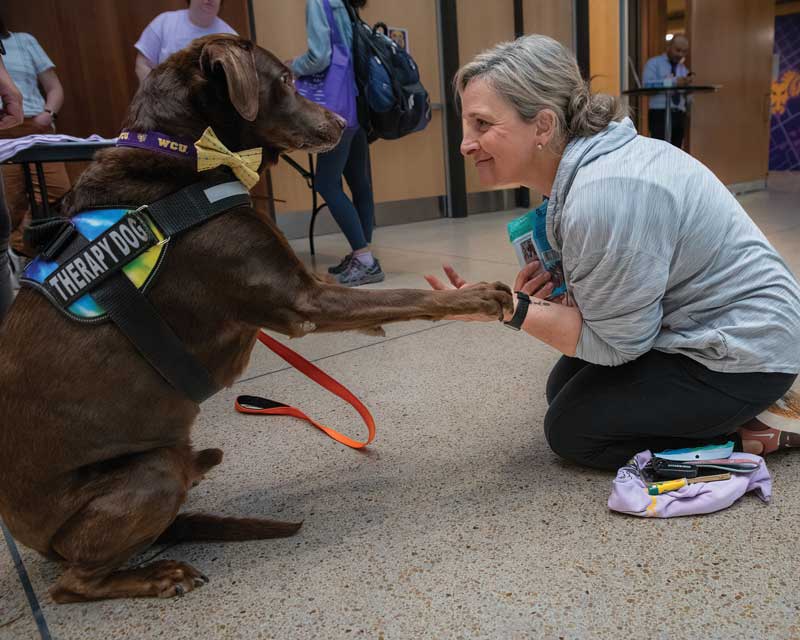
31, 67, 63, 131
134, 15, 162, 85
0, 56, 23, 129
291, 0, 332, 77
424, 262, 583, 356
642, 57, 662, 85
512, 261, 583, 356
135, 52, 155, 83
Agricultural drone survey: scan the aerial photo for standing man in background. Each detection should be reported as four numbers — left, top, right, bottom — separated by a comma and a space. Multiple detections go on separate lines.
643, 34, 690, 149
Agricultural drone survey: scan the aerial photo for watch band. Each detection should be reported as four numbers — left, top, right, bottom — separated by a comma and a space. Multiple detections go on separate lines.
44, 108, 57, 120
504, 291, 531, 331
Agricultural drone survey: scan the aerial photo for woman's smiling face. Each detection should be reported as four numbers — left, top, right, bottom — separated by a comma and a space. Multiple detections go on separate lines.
459, 77, 540, 188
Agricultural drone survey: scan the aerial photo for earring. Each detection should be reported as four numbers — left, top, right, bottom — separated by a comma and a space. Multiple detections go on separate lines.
537, 143, 543, 151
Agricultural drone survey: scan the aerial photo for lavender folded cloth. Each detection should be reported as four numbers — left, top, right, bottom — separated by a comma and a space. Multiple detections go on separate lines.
0, 134, 117, 163
608, 450, 771, 518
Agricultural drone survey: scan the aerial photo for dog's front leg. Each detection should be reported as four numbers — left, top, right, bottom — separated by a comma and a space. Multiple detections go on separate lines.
278, 281, 513, 335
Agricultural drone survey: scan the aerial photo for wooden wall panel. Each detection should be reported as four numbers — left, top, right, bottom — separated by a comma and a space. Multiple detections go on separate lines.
357, 0, 445, 204
638, 0, 668, 134
3, 0, 250, 139
687, 0, 775, 185
589, 0, 620, 96
457, 0, 515, 193
255, 0, 444, 212
2, 1, 263, 207
522, 0, 573, 49
253, 0, 313, 213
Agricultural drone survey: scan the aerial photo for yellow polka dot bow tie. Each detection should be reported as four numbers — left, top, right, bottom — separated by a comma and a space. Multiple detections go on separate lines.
195, 127, 263, 190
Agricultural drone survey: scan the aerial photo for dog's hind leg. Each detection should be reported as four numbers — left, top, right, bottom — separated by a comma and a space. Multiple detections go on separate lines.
177, 449, 302, 540
48, 447, 207, 603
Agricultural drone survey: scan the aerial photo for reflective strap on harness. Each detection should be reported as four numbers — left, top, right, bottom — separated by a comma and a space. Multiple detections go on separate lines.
235, 331, 376, 449
145, 180, 250, 237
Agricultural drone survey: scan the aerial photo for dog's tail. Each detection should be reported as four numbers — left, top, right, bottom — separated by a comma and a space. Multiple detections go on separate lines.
156, 512, 302, 544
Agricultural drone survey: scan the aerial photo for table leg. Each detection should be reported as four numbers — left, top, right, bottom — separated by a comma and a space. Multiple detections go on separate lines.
308, 153, 318, 256
664, 90, 673, 144
34, 162, 50, 218
22, 163, 38, 219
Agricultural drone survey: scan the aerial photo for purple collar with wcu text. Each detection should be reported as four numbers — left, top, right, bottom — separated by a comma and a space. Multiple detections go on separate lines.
116, 130, 197, 160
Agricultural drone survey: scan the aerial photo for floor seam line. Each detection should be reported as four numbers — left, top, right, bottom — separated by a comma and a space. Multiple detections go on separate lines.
235, 320, 458, 385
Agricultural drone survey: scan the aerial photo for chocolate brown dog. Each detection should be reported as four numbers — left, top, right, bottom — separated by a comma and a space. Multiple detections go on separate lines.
0, 35, 511, 603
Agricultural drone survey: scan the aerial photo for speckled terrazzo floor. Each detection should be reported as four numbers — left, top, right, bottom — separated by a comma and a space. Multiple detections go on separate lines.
2, 174, 799, 640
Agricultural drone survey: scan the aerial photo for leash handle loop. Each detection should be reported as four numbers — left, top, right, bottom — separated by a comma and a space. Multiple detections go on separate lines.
234, 331, 376, 449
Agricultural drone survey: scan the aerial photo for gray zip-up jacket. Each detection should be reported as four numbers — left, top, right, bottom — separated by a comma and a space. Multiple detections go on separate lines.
547, 118, 800, 373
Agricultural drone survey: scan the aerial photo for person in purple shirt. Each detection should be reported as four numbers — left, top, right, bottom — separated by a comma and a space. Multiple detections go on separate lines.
134, 0, 237, 84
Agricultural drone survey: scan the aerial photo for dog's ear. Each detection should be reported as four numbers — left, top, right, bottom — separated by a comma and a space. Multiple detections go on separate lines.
200, 39, 259, 122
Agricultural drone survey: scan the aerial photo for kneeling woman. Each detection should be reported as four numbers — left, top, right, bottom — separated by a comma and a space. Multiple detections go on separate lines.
428, 35, 800, 470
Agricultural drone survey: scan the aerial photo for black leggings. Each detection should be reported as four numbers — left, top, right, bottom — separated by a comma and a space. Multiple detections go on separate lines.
544, 351, 796, 470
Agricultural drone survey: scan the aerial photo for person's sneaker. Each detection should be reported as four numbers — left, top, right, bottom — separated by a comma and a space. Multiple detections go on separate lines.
337, 257, 385, 287
328, 253, 353, 274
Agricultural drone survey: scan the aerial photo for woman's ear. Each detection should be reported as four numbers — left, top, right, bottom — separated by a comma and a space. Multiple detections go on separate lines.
533, 109, 557, 147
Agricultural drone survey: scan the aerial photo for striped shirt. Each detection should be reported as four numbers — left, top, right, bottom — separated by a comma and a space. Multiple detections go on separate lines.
547, 118, 800, 373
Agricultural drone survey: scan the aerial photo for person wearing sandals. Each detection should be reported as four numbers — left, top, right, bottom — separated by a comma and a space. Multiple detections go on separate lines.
427, 35, 800, 469
291, 0, 384, 287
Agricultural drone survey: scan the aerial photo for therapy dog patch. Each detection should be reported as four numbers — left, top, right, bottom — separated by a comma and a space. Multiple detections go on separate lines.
23, 209, 167, 321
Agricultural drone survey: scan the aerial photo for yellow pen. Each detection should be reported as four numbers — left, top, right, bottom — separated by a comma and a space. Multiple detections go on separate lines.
647, 473, 731, 495
648, 478, 687, 495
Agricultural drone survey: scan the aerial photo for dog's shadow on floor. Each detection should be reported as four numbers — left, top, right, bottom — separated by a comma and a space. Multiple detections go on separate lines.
146, 443, 610, 565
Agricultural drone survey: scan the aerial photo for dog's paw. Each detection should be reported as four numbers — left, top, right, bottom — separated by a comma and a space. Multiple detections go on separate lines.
457, 281, 514, 320
143, 560, 209, 599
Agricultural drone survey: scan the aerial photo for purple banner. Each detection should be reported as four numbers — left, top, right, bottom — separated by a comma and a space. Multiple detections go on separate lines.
769, 12, 800, 171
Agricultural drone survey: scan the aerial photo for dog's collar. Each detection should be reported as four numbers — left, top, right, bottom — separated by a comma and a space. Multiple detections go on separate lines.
117, 129, 197, 160
117, 128, 263, 190
21, 178, 251, 404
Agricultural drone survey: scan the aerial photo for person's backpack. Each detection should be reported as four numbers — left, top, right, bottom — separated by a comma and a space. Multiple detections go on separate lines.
344, 4, 431, 142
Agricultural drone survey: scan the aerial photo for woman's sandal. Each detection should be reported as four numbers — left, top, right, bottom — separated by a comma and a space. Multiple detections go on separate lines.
738, 390, 800, 455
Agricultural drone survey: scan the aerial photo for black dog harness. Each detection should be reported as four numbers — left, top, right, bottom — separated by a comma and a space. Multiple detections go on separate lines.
21, 178, 251, 403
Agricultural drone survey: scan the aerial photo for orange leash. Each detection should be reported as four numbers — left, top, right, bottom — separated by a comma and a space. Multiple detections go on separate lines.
235, 330, 376, 449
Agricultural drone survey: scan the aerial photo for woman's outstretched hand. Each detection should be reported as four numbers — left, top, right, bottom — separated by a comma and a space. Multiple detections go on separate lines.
425, 264, 511, 322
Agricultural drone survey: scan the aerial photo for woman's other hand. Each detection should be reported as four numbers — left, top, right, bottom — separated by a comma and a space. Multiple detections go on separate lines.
514, 260, 572, 306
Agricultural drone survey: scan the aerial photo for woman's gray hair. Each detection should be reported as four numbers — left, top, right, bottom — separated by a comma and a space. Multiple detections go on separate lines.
454, 34, 627, 146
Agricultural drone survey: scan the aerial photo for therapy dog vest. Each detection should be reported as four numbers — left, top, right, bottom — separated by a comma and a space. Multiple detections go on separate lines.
21, 178, 251, 403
